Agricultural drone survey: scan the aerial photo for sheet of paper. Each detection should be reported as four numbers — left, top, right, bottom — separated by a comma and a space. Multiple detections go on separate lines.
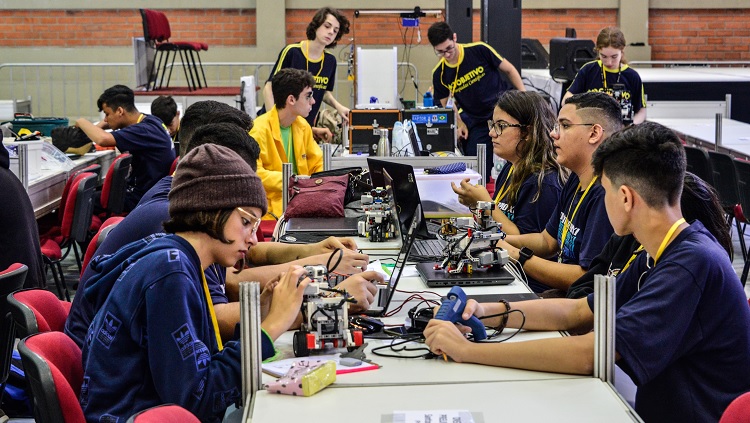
392, 410, 475, 423
262, 353, 379, 378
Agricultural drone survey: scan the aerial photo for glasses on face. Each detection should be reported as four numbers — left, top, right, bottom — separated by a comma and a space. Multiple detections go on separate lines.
236, 207, 261, 235
552, 122, 595, 135
434, 43, 456, 57
301, 91, 314, 101
487, 120, 525, 135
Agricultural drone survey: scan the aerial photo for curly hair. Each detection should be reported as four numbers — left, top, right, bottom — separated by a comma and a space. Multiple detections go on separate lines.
306, 7, 350, 48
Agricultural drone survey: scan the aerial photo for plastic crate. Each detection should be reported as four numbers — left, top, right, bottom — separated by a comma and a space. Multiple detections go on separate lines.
3, 116, 69, 137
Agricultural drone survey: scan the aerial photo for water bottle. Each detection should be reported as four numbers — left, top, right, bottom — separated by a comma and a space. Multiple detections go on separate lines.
376, 128, 390, 157
423, 92, 433, 108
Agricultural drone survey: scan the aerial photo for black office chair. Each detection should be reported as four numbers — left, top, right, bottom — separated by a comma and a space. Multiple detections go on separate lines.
684, 146, 715, 189
733, 158, 750, 284
707, 151, 742, 218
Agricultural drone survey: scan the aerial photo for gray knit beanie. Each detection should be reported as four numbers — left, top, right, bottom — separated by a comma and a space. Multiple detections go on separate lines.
169, 144, 267, 216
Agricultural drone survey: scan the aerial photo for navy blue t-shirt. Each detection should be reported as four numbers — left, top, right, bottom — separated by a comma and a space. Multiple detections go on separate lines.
587, 222, 750, 422
432, 42, 511, 128
259, 43, 337, 126
112, 114, 175, 207
567, 60, 646, 115
493, 162, 562, 234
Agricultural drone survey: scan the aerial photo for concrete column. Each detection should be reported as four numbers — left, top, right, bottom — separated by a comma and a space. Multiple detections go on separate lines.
256, 0, 287, 56
618, 0, 652, 62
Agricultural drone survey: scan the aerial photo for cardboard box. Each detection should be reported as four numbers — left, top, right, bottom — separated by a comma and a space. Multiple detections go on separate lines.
414, 168, 482, 217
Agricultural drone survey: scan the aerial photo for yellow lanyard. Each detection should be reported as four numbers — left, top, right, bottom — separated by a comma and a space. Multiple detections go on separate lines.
619, 245, 644, 274
201, 267, 224, 351
439, 45, 462, 96
601, 62, 621, 90
137, 113, 145, 123
304, 41, 324, 78
654, 218, 686, 264
558, 176, 598, 262
494, 166, 514, 204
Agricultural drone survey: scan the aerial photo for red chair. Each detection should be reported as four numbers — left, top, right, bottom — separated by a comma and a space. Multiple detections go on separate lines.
17, 331, 84, 423
7, 288, 72, 337
80, 216, 124, 277
0, 264, 28, 401
140, 9, 208, 91
99, 153, 132, 218
40, 172, 98, 301
720, 392, 750, 423
169, 156, 179, 175
127, 404, 200, 423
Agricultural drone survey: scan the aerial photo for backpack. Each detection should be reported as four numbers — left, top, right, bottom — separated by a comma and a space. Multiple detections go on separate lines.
315, 108, 343, 144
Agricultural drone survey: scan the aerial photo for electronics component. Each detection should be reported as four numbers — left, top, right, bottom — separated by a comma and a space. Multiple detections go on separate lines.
358, 187, 398, 242
433, 201, 509, 275
293, 265, 364, 357
434, 286, 487, 341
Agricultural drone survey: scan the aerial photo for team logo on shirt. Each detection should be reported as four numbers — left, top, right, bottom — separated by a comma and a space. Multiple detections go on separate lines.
194, 340, 211, 371
80, 376, 89, 407
451, 66, 486, 94
313, 75, 330, 90
96, 312, 122, 349
496, 201, 515, 222
99, 414, 118, 423
172, 324, 195, 360
213, 387, 241, 412
589, 87, 632, 100
557, 212, 581, 261
167, 249, 180, 262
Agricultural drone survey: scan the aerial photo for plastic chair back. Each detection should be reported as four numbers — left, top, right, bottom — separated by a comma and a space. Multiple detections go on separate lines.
81, 216, 124, 277
62, 173, 97, 243
708, 151, 742, 211
18, 331, 85, 423
684, 146, 715, 189
127, 404, 200, 423
100, 153, 132, 214
8, 288, 72, 337
720, 392, 750, 423
0, 263, 28, 387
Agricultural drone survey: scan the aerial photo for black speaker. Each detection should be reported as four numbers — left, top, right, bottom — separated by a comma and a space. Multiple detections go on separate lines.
445, 0, 473, 43
521, 38, 549, 69
549, 37, 596, 81
481, 0, 522, 72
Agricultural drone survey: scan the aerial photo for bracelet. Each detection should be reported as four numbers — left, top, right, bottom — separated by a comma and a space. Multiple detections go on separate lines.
495, 299, 511, 333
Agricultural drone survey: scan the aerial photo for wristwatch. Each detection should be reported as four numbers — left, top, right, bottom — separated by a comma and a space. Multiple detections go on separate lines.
518, 247, 534, 267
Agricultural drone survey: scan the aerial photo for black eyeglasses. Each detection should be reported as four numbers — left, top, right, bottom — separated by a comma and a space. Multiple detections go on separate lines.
434, 43, 456, 57
487, 120, 526, 135
552, 122, 595, 134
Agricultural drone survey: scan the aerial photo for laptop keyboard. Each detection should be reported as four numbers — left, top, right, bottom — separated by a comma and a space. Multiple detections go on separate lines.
411, 239, 446, 258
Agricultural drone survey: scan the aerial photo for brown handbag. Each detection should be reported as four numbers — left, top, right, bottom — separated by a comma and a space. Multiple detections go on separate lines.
285, 174, 348, 218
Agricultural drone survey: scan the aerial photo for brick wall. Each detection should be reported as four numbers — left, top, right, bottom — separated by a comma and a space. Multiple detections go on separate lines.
0, 9, 255, 48
1, 8, 749, 61
649, 9, 750, 61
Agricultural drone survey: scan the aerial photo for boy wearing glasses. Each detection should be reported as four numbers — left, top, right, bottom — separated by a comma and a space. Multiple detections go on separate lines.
427, 22, 525, 172
496, 92, 621, 292
251, 68, 324, 219
425, 122, 750, 422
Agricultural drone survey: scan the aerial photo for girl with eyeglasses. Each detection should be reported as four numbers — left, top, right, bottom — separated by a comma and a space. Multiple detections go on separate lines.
452, 91, 568, 235
563, 27, 647, 125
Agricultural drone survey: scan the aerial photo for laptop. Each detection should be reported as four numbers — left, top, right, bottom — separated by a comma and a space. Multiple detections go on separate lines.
285, 217, 361, 235
416, 261, 516, 288
360, 203, 420, 317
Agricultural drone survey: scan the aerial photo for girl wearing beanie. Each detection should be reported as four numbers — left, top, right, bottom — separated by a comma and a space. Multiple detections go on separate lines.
80, 144, 310, 422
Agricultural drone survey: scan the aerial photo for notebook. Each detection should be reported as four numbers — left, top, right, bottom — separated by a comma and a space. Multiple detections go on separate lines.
415, 261, 516, 288
285, 217, 361, 235
360, 203, 420, 317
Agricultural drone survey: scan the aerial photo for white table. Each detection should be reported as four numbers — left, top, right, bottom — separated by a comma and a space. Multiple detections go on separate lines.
649, 117, 750, 159
30, 150, 115, 218
249, 378, 637, 422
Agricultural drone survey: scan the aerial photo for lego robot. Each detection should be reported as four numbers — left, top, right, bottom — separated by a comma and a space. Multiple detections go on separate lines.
293, 265, 364, 357
435, 201, 509, 275
358, 187, 398, 242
